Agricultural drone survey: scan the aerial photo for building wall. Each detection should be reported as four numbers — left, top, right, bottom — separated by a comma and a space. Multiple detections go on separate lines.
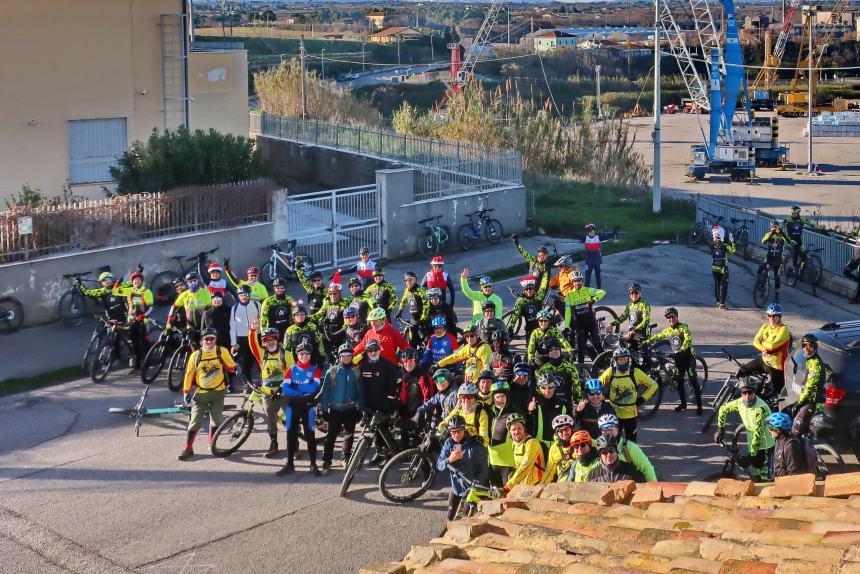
188, 50, 249, 137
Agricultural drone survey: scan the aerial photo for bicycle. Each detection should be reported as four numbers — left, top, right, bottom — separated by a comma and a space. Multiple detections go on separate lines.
340, 411, 404, 497
149, 247, 220, 306
58, 271, 103, 326
701, 347, 776, 433
784, 246, 823, 294
689, 208, 721, 245
166, 328, 200, 392
456, 208, 504, 251
417, 215, 452, 256
644, 343, 710, 415
0, 295, 24, 334
752, 260, 779, 308
396, 316, 426, 356
108, 384, 191, 437
446, 464, 496, 520
89, 317, 138, 383
259, 240, 316, 289
378, 422, 442, 503
140, 320, 182, 384
210, 383, 284, 457
690, 210, 752, 259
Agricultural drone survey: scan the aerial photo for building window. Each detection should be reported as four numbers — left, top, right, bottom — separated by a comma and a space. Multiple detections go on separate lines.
67, 117, 127, 184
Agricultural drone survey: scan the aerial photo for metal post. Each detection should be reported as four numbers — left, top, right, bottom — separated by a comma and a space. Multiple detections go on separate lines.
321, 48, 326, 80
507, 10, 511, 44
397, 36, 402, 65
596, 64, 602, 119
362, 43, 366, 71
652, 0, 661, 214
430, 33, 434, 61
806, 5, 815, 173
300, 36, 308, 120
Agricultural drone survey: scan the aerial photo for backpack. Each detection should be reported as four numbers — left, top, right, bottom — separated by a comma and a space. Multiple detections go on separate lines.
192, 347, 228, 390
798, 435, 819, 475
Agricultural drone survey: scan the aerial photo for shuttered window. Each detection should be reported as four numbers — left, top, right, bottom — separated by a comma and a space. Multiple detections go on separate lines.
67, 118, 127, 184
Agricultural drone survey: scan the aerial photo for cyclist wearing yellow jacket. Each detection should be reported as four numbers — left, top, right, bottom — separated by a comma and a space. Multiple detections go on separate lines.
437, 383, 489, 446
598, 347, 658, 443
437, 325, 492, 383
541, 414, 578, 484
569, 430, 600, 482
738, 303, 791, 395
171, 274, 212, 329
117, 270, 153, 373
563, 270, 606, 364
495, 413, 545, 495
224, 264, 269, 303
486, 381, 518, 487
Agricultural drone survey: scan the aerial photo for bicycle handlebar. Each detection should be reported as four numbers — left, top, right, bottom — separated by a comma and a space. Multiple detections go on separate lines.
446, 464, 491, 492
62, 271, 92, 279
419, 215, 442, 224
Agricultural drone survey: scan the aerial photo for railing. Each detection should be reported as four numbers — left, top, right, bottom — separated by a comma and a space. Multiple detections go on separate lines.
190, 40, 245, 51
250, 112, 523, 202
694, 195, 857, 276
0, 180, 276, 264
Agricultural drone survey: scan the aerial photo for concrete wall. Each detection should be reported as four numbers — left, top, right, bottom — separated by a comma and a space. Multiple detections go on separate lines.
377, 167, 528, 259
256, 136, 399, 190
4, 223, 275, 327
188, 50, 249, 137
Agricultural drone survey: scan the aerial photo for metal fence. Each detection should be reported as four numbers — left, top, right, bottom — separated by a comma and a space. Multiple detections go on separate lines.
695, 195, 858, 276
250, 112, 523, 202
0, 180, 275, 264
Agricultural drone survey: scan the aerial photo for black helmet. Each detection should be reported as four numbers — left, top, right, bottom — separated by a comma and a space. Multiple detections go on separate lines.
545, 338, 561, 351
596, 435, 617, 453
400, 348, 419, 361
404, 270, 417, 279
172, 277, 186, 286
296, 342, 313, 354
272, 277, 287, 288
372, 267, 385, 277
482, 301, 496, 311
513, 362, 530, 376
791, 205, 801, 213
185, 272, 199, 282
537, 245, 549, 254
446, 415, 467, 432
627, 282, 641, 293
664, 307, 678, 318
365, 339, 381, 352
801, 333, 818, 348
310, 271, 323, 280
359, 247, 370, 255
491, 329, 509, 342
237, 284, 252, 295
201, 327, 218, 339
293, 305, 307, 316
348, 277, 361, 287
477, 369, 494, 381
337, 343, 353, 356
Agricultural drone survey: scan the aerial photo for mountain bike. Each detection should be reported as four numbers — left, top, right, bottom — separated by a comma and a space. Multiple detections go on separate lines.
689, 208, 721, 245
149, 247, 219, 306
58, 271, 102, 326
417, 215, 452, 256
140, 321, 182, 384
690, 211, 752, 259
378, 422, 442, 503
446, 464, 496, 520
701, 348, 776, 433
259, 240, 316, 289
644, 343, 710, 413
166, 328, 199, 392
784, 246, 823, 294
210, 383, 283, 457
340, 411, 403, 497
108, 384, 191, 437
0, 296, 24, 334
456, 208, 504, 251
752, 261, 779, 308
89, 318, 137, 383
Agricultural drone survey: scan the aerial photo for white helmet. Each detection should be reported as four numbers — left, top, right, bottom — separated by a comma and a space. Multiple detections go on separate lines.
551, 414, 575, 432
569, 270, 584, 281
598, 414, 620, 430
711, 225, 725, 241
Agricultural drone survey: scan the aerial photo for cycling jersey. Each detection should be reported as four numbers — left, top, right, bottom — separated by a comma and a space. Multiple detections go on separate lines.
798, 354, 831, 406
183, 346, 236, 393
563, 286, 606, 326
598, 366, 658, 420
783, 215, 812, 243
438, 405, 490, 446
762, 229, 792, 264
717, 395, 775, 456
421, 270, 455, 305
311, 297, 349, 337
505, 436, 545, 490
570, 449, 600, 482
475, 317, 505, 343
752, 322, 791, 371
285, 322, 324, 358
527, 326, 573, 362
421, 332, 459, 367
296, 268, 324, 314
515, 243, 548, 287
174, 289, 212, 328
616, 437, 657, 482
536, 360, 582, 403
397, 284, 429, 322
548, 271, 575, 297
542, 440, 577, 484
612, 299, 652, 336
343, 259, 376, 282
364, 281, 397, 313
282, 362, 322, 398
77, 283, 126, 321
437, 342, 492, 383
488, 404, 518, 468
260, 294, 294, 332
352, 322, 411, 365
644, 322, 694, 354
345, 292, 369, 323
118, 285, 153, 317
460, 276, 503, 322
224, 268, 268, 302
249, 330, 292, 386
584, 234, 602, 266
531, 395, 569, 448
711, 241, 736, 272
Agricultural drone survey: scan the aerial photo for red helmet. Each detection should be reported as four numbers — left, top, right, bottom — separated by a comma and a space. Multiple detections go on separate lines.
207, 262, 223, 273
430, 256, 445, 266
246, 266, 260, 276
130, 271, 144, 281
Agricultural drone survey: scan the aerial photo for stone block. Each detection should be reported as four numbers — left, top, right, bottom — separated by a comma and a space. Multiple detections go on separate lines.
484, 517, 523, 537
652, 539, 700, 558
784, 495, 843, 508
624, 552, 673, 573
718, 560, 777, 574
772, 474, 817, 498
476, 499, 505, 517
616, 515, 662, 531
810, 520, 860, 533
719, 530, 759, 544
610, 479, 638, 504
756, 529, 822, 547
682, 500, 735, 521
559, 563, 609, 574
748, 543, 845, 564
444, 518, 491, 544
540, 481, 615, 506
823, 473, 860, 498
430, 558, 523, 574
646, 503, 686, 521
714, 478, 756, 499
821, 530, 860, 546
519, 498, 599, 516
698, 538, 750, 562
771, 507, 828, 522
774, 560, 828, 574
737, 496, 791, 510
499, 507, 571, 531
684, 482, 718, 497
655, 482, 690, 500
837, 564, 860, 574
604, 504, 646, 519
555, 531, 610, 554
468, 533, 516, 551
638, 528, 682, 544
667, 555, 722, 574
359, 563, 407, 574
405, 546, 441, 568
464, 546, 533, 565
632, 482, 666, 509
505, 483, 544, 502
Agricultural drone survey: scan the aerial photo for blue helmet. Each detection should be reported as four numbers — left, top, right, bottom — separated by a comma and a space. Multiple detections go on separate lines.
479, 276, 493, 287
584, 378, 603, 394
767, 412, 792, 431
342, 307, 358, 318
766, 303, 783, 316
431, 315, 447, 328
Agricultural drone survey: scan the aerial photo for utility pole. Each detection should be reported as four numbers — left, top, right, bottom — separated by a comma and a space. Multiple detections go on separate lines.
507, 10, 511, 44
321, 48, 326, 80
397, 36, 402, 65
652, 0, 662, 214
430, 33, 434, 61
804, 5, 817, 173
300, 36, 308, 120
362, 42, 366, 71
596, 64, 602, 118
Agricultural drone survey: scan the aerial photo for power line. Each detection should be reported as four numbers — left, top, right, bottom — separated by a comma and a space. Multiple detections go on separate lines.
662, 49, 860, 72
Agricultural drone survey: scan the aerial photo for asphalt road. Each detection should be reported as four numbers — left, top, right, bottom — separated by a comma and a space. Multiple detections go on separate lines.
2, 243, 859, 574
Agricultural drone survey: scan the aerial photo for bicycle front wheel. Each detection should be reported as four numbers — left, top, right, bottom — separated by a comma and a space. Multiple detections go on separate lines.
736, 229, 750, 259
501, 310, 524, 340
340, 435, 371, 497
89, 333, 116, 383
378, 448, 437, 503
260, 261, 276, 290
82, 330, 103, 372
167, 346, 189, 392
485, 219, 504, 245
784, 260, 800, 288
456, 224, 478, 251
439, 225, 453, 252
689, 221, 705, 245
211, 411, 255, 457
141, 341, 169, 384
638, 379, 663, 419
417, 231, 439, 257
59, 290, 86, 327
807, 254, 823, 285
752, 272, 769, 308
0, 297, 24, 334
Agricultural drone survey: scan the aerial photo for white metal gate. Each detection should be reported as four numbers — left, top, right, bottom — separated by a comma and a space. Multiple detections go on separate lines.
287, 184, 381, 271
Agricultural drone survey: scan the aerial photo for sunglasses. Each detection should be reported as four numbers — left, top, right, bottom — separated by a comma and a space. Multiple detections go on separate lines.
600, 449, 617, 455
740, 389, 755, 396
460, 395, 476, 400
202, 337, 217, 342
588, 391, 603, 396
367, 349, 381, 353
539, 385, 555, 391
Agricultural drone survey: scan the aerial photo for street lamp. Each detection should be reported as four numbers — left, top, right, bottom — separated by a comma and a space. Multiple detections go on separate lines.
652, 0, 661, 213
803, 4, 818, 173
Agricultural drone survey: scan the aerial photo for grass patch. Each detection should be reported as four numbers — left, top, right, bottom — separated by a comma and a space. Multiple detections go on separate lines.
0, 366, 84, 398
526, 172, 695, 254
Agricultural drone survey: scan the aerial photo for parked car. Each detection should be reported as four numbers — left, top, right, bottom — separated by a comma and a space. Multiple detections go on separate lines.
783, 320, 860, 457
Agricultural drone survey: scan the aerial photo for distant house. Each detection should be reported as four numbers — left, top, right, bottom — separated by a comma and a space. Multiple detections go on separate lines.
534, 30, 578, 52
369, 26, 424, 44
367, 9, 386, 32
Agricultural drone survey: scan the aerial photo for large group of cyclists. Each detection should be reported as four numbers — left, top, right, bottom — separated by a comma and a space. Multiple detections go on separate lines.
69, 207, 850, 521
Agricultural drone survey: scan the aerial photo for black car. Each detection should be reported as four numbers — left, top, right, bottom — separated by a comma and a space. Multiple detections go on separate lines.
784, 320, 860, 457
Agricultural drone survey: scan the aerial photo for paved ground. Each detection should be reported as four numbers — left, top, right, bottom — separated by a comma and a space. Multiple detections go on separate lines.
2, 241, 860, 574
628, 113, 860, 229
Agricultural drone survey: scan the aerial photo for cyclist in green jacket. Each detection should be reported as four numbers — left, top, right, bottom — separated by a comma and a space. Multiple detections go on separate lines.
597, 414, 657, 481
486, 381, 518, 487
76, 271, 127, 322
295, 265, 325, 315
792, 333, 834, 436
536, 340, 582, 406
710, 226, 735, 309
715, 380, 775, 482
364, 268, 397, 320
224, 264, 268, 303
507, 274, 548, 344
460, 267, 503, 324
396, 271, 428, 347
511, 234, 550, 287
608, 281, 653, 368
563, 270, 607, 364
644, 307, 702, 414
527, 310, 573, 364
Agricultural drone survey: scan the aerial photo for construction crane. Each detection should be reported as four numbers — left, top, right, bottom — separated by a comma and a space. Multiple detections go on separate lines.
749, 0, 803, 109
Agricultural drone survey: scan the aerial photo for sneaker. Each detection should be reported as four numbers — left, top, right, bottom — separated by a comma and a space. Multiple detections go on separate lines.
264, 441, 279, 459
696, 406, 703, 416
718, 303, 726, 310
275, 463, 295, 477
674, 404, 687, 412
309, 464, 321, 477
177, 447, 194, 461
340, 454, 351, 469
320, 463, 332, 476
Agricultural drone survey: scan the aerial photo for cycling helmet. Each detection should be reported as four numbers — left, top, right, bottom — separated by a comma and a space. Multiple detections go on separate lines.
479, 276, 493, 287
337, 343, 353, 355
477, 369, 494, 381
584, 378, 603, 394
207, 262, 222, 274
596, 435, 617, 452
431, 316, 447, 328
342, 306, 358, 318
491, 329, 508, 342
372, 268, 385, 277
365, 339, 382, 352
447, 415, 467, 432
293, 305, 307, 317
554, 255, 572, 268
771, 219, 780, 227
359, 246, 370, 255
598, 414, 620, 430
400, 348, 419, 361
801, 333, 819, 348
552, 414, 575, 431
210, 291, 224, 300
536, 310, 553, 320
462, 324, 477, 335
295, 342, 313, 354
272, 277, 287, 288
328, 282, 342, 293
490, 381, 510, 394
261, 328, 280, 340
201, 327, 218, 339
738, 378, 757, 392
513, 362, 530, 376
537, 246, 549, 254
627, 282, 641, 293
537, 374, 558, 388
130, 271, 144, 281
585, 223, 597, 231
98, 271, 114, 282
505, 412, 526, 429
570, 270, 584, 281
348, 277, 361, 287
367, 307, 386, 322
791, 205, 801, 214
434, 368, 453, 383
172, 277, 186, 287
247, 266, 260, 276
767, 412, 792, 431
430, 256, 445, 266
427, 287, 443, 298
310, 271, 323, 281
613, 347, 631, 360
766, 303, 783, 316
664, 307, 679, 318
570, 430, 592, 446
404, 271, 417, 280
458, 383, 479, 397
545, 338, 561, 351
482, 301, 496, 311
185, 272, 199, 282
237, 284, 252, 295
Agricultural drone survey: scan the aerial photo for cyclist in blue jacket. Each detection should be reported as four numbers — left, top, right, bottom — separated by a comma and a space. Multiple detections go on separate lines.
277, 342, 322, 477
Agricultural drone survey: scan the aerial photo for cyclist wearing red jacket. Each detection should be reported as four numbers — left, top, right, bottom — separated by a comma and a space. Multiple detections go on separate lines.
352, 307, 411, 364
421, 256, 456, 306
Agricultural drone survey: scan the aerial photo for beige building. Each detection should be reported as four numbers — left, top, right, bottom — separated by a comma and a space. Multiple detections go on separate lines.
534, 30, 578, 53
369, 27, 425, 45
0, 0, 248, 202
